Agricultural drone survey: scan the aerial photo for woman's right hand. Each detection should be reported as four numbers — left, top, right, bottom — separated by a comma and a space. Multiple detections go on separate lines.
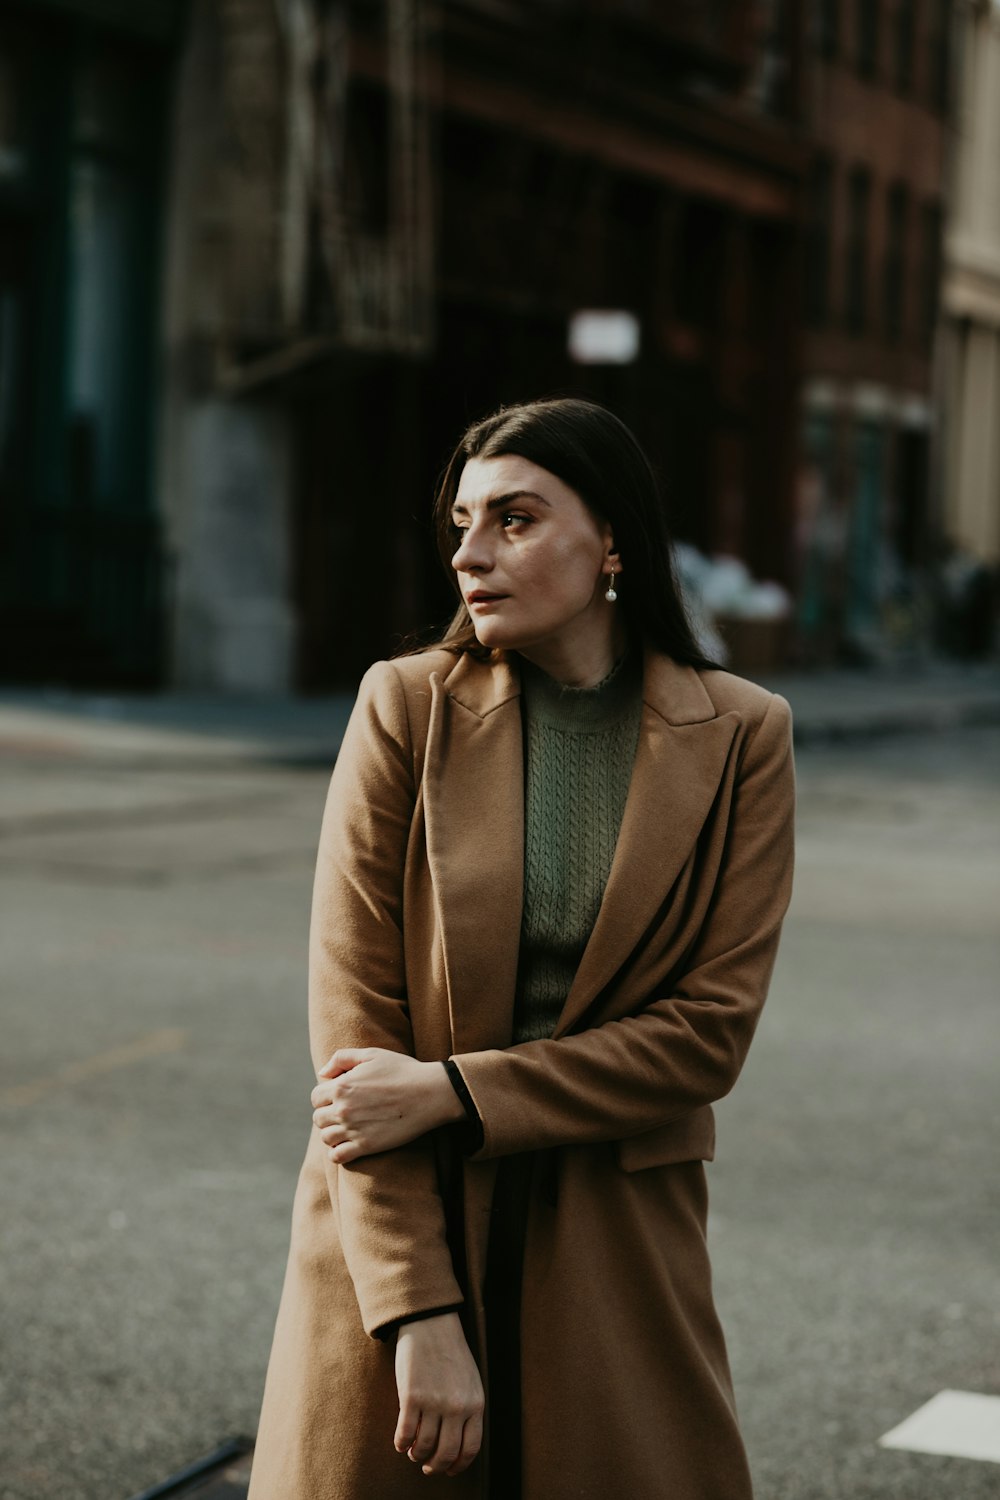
394, 1312, 485, 1477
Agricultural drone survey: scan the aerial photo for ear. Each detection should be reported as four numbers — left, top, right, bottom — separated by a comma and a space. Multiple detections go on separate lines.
593, 519, 617, 570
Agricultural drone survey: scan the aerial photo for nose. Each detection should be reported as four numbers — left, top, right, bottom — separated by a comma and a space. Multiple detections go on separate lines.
451, 520, 493, 575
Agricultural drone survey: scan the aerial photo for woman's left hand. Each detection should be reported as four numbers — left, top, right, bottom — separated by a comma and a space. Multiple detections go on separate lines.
311, 1048, 466, 1164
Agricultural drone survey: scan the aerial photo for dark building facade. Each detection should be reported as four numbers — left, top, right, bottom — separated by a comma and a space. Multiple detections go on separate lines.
4, 1, 814, 689
195, 0, 811, 689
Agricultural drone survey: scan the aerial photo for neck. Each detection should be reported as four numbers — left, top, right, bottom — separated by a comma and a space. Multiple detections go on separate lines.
515, 613, 629, 689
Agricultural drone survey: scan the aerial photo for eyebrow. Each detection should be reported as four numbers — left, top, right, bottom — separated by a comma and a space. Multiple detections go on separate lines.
450, 489, 551, 517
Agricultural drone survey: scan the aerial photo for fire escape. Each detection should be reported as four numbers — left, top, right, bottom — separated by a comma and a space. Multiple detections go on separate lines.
214, 0, 434, 391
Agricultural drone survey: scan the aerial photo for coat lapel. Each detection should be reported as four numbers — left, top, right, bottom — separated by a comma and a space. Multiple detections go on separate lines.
423, 647, 740, 1054
423, 653, 525, 1055
553, 651, 739, 1036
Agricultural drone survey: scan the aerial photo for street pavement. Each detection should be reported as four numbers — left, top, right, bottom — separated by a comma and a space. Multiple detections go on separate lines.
1, 659, 998, 1500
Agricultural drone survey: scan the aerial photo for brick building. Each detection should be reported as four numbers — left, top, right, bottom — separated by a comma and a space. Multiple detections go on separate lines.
796, 0, 952, 664
14, 2, 927, 689
160, 0, 812, 690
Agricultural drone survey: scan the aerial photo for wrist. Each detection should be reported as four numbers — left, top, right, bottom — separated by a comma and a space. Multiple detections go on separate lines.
397, 1308, 462, 1340
432, 1061, 468, 1125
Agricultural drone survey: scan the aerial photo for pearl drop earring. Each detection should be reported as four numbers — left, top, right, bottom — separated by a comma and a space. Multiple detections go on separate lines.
605, 566, 618, 603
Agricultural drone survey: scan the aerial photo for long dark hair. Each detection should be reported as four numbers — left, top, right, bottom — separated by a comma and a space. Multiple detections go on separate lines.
396, 396, 722, 670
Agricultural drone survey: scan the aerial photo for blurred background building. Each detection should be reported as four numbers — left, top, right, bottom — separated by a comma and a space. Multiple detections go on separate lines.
0, 1, 175, 687
938, 0, 1000, 659
797, 0, 950, 665
0, 0, 994, 691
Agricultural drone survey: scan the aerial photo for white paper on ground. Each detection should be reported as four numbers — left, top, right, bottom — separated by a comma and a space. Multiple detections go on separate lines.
878, 1390, 1000, 1464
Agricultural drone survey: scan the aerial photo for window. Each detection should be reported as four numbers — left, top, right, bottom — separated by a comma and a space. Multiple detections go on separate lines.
883, 181, 908, 343
920, 199, 943, 348
928, 0, 952, 111
846, 166, 871, 334
894, 0, 915, 92
344, 79, 390, 236
0, 33, 28, 180
812, 0, 839, 58
674, 200, 726, 328
857, 0, 879, 79
806, 157, 834, 326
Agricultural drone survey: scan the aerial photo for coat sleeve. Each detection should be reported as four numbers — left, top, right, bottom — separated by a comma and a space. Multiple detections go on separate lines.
450, 691, 796, 1160
309, 660, 463, 1335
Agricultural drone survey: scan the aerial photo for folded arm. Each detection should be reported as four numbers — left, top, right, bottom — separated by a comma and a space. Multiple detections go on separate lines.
308, 661, 463, 1337
312, 689, 795, 1168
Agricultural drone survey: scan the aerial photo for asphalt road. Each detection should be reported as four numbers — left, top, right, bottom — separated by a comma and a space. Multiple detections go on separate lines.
1, 725, 998, 1500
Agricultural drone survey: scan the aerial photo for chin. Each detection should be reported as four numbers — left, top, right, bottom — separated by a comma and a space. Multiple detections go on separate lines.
471, 620, 518, 650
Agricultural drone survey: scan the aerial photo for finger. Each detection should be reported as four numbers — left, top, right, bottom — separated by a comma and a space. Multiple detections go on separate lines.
319, 1048, 366, 1078
423, 1413, 464, 1476
408, 1413, 441, 1465
312, 1104, 342, 1129
328, 1140, 363, 1164
319, 1124, 347, 1146
446, 1408, 484, 1477
310, 1082, 335, 1108
394, 1398, 420, 1454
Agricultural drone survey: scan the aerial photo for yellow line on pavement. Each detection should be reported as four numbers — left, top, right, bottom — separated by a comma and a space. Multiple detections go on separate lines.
1, 1028, 187, 1109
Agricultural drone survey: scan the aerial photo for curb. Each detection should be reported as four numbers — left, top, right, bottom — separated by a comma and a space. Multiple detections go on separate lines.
1, 680, 999, 766
790, 696, 1000, 746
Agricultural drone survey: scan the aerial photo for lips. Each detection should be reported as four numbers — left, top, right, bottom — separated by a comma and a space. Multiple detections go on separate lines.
467, 592, 507, 604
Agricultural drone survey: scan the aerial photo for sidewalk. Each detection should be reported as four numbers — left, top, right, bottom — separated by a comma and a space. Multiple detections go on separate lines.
757, 657, 1000, 742
1, 657, 998, 767
0, 685, 357, 767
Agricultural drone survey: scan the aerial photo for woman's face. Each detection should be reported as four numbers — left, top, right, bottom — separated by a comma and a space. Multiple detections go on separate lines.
449, 454, 620, 656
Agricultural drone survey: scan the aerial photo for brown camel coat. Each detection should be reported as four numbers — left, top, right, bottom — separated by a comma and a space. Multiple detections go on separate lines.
247, 643, 796, 1500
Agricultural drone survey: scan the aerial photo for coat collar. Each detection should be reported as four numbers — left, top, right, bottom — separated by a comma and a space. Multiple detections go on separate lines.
441, 643, 719, 726
423, 645, 738, 1055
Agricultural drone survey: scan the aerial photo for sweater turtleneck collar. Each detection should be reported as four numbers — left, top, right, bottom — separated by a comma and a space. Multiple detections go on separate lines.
516, 641, 643, 733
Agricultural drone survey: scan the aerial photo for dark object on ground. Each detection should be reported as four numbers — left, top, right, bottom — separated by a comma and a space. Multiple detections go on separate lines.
125, 1438, 253, 1500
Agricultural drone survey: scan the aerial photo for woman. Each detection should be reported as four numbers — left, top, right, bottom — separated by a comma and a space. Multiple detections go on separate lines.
247, 397, 796, 1499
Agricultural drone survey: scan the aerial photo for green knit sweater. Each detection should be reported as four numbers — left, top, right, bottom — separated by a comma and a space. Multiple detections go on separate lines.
512, 644, 644, 1045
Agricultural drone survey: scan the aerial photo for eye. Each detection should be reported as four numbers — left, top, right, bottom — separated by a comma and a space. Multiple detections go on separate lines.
500, 513, 532, 530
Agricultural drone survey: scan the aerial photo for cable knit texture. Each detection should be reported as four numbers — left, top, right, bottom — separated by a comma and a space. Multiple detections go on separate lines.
514, 643, 644, 1044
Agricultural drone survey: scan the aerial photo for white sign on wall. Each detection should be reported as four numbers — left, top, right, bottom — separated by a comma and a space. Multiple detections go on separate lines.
568, 310, 641, 365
